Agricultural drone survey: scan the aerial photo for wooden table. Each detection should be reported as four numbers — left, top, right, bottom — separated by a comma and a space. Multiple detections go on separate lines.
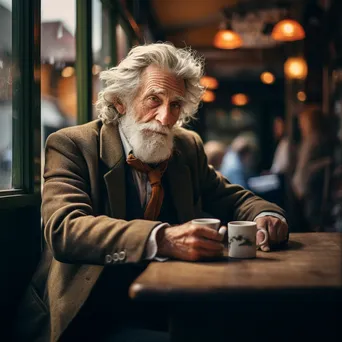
130, 233, 342, 341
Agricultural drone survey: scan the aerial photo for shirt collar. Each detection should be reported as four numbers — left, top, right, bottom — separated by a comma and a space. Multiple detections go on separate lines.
118, 124, 132, 158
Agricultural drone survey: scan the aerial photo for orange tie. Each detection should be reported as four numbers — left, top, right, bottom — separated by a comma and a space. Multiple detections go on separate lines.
126, 153, 168, 221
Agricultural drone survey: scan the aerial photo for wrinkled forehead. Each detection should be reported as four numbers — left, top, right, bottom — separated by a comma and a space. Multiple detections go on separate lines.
139, 64, 186, 98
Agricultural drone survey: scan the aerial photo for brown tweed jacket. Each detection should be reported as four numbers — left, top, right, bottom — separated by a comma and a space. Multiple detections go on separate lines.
14, 120, 285, 341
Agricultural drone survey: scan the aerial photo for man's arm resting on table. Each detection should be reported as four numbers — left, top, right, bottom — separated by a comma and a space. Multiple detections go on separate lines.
146, 213, 287, 260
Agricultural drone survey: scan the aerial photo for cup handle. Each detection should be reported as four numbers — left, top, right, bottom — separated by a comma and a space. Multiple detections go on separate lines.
256, 228, 268, 248
218, 226, 227, 236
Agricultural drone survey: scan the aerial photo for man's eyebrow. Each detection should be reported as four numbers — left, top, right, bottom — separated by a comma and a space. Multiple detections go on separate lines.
145, 88, 185, 102
146, 87, 165, 96
173, 95, 185, 102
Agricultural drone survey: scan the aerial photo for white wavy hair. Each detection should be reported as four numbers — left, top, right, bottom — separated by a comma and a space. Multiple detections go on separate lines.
96, 42, 205, 125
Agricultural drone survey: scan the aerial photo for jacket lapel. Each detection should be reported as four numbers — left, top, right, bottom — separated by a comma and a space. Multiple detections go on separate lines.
56, 124, 127, 341
166, 150, 195, 223
100, 123, 126, 219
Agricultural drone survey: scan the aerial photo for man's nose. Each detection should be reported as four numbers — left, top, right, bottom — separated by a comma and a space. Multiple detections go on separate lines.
155, 105, 172, 126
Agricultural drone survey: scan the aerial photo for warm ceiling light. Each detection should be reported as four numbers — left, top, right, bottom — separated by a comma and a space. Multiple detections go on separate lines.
284, 57, 308, 79
200, 76, 219, 90
202, 90, 216, 103
271, 19, 305, 42
61, 66, 75, 78
260, 71, 275, 84
297, 91, 306, 102
213, 22, 243, 50
231, 93, 248, 106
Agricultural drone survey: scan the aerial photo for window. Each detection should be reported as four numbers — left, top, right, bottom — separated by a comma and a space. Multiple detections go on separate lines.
41, 0, 77, 144
92, 0, 109, 119
0, 0, 13, 190
41, 0, 77, 177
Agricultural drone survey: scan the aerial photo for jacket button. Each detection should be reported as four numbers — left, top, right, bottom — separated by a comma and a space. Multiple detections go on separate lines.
112, 252, 119, 262
119, 250, 126, 261
105, 254, 112, 264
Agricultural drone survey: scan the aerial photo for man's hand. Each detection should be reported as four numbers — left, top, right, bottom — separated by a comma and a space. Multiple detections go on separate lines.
255, 216, 288, 252
156, 222, 225, 261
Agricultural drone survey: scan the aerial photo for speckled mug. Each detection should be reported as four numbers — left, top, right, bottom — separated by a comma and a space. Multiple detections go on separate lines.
228, 221, 268, 258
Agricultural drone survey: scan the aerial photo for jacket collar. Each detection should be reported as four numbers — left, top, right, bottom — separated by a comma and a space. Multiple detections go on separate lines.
100, 122, 124, 169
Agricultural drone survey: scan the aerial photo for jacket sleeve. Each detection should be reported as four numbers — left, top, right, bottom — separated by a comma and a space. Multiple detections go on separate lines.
42, 131, 158, 265
192, 133, 286, 223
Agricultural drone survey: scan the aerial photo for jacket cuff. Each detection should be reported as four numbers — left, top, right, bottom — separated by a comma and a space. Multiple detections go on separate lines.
254, 212, 287, 223
145, 223, 170, 261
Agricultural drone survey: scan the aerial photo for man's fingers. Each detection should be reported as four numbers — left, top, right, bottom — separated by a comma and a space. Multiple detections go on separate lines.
188, 236, 224, 251
260, 245, 270, 252
270, 220, 287, 243
278, 222, 288, 242
267, 222, 278, 243
191, 225, 224, 242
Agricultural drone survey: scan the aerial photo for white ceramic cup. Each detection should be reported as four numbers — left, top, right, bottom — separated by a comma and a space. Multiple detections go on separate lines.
227, 221, 268, 258
191, 218, 226, 236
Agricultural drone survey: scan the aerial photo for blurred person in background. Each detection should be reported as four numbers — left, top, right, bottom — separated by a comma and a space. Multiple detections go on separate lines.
203, 140, 226, 170
270, 116, 289, 175
220, 134, 259, 190
292, 106, 335, 229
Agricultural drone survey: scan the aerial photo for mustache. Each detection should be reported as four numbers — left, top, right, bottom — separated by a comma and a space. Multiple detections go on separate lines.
137, 121, 171, 135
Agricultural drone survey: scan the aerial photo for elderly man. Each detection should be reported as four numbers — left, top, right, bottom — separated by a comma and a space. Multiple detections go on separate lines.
15, 43, 288, 342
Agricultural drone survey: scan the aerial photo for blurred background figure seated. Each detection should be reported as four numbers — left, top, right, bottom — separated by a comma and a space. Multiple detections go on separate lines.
291, 105, 337, 231
203, 140, 227, 170
270, 116, 290, 175
248, 116, 289, 208
220, 134, 259, 190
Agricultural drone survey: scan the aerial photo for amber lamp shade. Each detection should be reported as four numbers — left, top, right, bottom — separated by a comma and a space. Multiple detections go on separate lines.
284, 57, 308, 80
213, 29, 242, 49
202, 90, 216, 103
200, 76, 219, 90
271, 19, 305, 42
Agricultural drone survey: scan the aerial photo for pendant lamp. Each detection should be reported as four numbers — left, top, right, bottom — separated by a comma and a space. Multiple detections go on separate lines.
272, 19, 305, 42
213, 22, 243, 50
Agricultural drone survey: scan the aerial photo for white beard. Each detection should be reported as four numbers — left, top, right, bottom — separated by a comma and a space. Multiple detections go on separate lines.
119, 109, 174, 164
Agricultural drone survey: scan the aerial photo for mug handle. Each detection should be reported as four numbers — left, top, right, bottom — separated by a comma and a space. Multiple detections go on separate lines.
256, 228, 269, 248
218, 226, 227, 237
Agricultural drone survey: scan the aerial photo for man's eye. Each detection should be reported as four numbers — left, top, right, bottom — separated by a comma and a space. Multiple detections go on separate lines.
148, 96, 159, 103
171, 102, 181, 110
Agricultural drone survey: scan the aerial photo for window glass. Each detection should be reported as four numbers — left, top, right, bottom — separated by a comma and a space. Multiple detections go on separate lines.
41, 0, 77, 173
0, 0, 13, 190
41, 0, 77, 140
92, 0, 110, 119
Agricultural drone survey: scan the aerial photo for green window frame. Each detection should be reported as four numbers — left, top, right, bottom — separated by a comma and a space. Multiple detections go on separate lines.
0, 0, 41, 208
0, 0, 140, 208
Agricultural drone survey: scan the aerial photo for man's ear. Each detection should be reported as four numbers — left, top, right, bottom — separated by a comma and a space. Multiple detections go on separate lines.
114, 99, 126, 115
